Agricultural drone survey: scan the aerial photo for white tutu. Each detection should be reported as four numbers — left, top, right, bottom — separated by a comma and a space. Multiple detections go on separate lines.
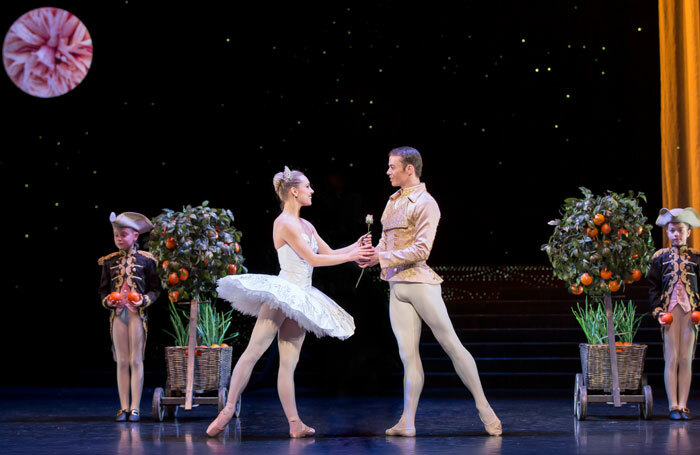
216, 234, 355, 340
217, 274, 355, 339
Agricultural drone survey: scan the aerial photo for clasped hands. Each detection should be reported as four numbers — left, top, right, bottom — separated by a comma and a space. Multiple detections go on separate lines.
355, 234, 380, 268
108, 289, 143, 314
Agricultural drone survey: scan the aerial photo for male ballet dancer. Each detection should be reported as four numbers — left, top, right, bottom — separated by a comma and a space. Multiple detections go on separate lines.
361, 146, 502, 436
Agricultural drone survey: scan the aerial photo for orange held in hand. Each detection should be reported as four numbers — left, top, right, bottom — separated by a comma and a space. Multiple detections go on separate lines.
691, 311, 700, 325
580, 273, 593, 286
127, 291, 142, 303
660, 313, 673, 325
109, 291, 121, 303
593, 213, 605, 225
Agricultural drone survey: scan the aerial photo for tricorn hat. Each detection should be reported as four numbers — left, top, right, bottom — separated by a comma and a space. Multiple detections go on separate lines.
110, 212, 154, 234
655, 207, 700, 228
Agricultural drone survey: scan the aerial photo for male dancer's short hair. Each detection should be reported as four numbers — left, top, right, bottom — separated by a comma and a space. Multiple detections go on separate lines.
389, 146, 423, 178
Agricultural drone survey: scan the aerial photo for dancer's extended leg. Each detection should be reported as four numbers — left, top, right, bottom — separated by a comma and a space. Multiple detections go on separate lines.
207, 304, 286, 436
386, 282, 423, 437
112, 317, 131, 413
127, 311, 145, 412
393, 282, 501, 436
277, 318, 313, 437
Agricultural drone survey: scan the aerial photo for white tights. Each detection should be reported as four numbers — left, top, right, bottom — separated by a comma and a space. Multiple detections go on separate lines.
663, 305, 696, 410
112, 311, 145, 411
222, 304, 307, 427
389, 282, 494, 429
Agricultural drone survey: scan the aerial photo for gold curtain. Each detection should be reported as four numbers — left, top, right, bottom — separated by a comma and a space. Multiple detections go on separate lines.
659, 0, 700, 248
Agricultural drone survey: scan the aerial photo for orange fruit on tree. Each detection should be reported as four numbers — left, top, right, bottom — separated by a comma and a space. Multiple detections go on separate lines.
167, 272, 180, 286
228, 263, 237, 275
631, 252, 639, 259
234, 242, 241, 253
636, 226, 644, 235
593, 213, 605, 225
601, 223, 611, 235
580, 273, 593, 286
571, 284, 584, 295
608, 280, 621, 292
178, 268, 189, 281
617, 228, 629, 238
168, 290, 179, 303
127, 291, 142, 303
631, 269, 642, 281
162, 260, 169, 270
166, 237, 176, 249
600, 268, 613, 280
109, 291, 122, 303
587, 227, 599, 238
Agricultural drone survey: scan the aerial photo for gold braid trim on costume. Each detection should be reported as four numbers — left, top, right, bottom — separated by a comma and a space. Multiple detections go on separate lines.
97, 251, 120, 266
137, 250, 157, 263
652, 307, 663, 319
652, 248, 669, 261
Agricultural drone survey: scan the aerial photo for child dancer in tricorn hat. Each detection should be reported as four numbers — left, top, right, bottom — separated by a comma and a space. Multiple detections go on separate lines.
98, 212, 162, 422
649, 207, 700, 420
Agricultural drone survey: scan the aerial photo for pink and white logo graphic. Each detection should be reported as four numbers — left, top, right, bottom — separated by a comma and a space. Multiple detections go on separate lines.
3, 7, 93, 98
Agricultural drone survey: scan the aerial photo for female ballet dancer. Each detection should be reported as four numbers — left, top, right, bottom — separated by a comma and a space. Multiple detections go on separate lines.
207, 166, 374, 437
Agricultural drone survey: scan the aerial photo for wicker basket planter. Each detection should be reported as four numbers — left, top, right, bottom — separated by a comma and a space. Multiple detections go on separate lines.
579, 343, 647, 392
165, 346, 232, 393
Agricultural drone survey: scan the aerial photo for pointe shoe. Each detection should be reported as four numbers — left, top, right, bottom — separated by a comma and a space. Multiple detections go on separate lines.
385, 426, 416, 437
479, 411, 502, 436
207, 406, 235, 437
289, 422, 316, 438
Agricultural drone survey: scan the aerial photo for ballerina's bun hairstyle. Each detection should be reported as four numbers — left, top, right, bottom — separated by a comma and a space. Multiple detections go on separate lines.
273, 166, 305, 203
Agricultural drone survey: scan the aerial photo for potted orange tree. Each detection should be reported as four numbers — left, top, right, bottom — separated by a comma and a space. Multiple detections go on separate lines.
542, 187, 655, 417
149, 201, 247, 419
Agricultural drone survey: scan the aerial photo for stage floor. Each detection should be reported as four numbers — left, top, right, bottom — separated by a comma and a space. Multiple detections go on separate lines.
1, 388, 698, 454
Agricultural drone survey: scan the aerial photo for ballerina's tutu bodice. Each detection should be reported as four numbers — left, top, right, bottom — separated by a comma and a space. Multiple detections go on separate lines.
216, 231, 355, 339
277, 233, 317, 289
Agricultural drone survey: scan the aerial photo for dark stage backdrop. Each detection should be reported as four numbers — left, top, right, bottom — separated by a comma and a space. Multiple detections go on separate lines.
0, 1, 662, 389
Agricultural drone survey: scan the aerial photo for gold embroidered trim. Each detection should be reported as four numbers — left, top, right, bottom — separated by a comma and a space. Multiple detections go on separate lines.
98, 251, 120, 266
137, 250, 157, 263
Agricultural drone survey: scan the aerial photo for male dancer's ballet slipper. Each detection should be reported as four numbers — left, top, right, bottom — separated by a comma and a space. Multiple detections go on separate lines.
479, 411, 502, 436
289, 420, 316, 438
385, 426, 416, 437
206, 406, 235, 437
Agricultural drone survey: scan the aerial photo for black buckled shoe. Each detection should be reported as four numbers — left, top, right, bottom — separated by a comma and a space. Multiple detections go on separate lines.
681, 408, 692, 420
669, 409, 683, 420
115, 409, 128, 422
127, 409, 140, 422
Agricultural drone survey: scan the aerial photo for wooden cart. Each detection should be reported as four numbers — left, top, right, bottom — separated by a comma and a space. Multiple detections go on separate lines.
152, 299, 241, 421
573, 295, 653, 420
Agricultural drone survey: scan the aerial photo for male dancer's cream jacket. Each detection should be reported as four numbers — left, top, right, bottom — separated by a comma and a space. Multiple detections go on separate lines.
376, 182, 442, 283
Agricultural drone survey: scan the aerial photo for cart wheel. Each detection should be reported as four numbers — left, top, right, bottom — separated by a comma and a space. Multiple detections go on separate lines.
576, 382, 588, 420
574, 374, 583, 416
640, 384, 653, 420
152, 387, 165, 422
218, 387, 228, 413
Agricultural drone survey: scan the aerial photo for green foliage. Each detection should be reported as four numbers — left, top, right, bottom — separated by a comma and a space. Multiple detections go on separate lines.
572, 298, 644, 344
164, 301, 189, 346
197, 303, 239, 346
541, 187, 655, 296
150, 201, 248, 303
